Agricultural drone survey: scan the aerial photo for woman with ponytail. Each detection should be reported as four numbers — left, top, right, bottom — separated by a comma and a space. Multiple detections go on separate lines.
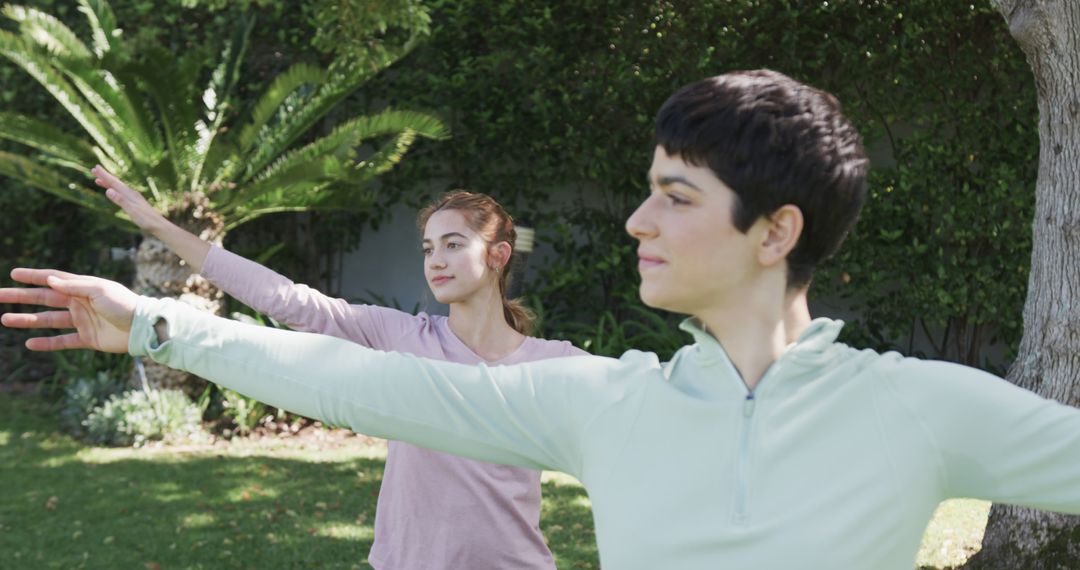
91, 169, 585, 570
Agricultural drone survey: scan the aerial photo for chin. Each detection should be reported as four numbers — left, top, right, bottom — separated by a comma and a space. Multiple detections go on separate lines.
638, 284, 671, 311
639, 284, 694, 315
429, 288, 457, 305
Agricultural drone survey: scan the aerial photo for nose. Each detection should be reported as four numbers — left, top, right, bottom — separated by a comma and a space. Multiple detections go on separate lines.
427, 250, 447, 270
625, 195, 657, 241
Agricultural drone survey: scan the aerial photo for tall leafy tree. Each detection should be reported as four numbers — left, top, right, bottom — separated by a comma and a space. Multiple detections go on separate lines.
0, 0, 447, 390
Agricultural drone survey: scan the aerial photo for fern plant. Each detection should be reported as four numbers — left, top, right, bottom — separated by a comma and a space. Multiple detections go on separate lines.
0, 0, 446, 389
0, 1, 446, 234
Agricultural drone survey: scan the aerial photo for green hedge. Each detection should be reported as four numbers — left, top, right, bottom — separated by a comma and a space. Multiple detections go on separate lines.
367, 0, 1035, 366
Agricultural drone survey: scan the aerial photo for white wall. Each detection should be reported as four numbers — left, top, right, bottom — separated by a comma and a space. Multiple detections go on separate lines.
336, 201, 448, 316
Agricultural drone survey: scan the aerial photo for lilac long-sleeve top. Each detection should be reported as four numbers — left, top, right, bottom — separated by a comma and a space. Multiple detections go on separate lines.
201, 245, 584, 570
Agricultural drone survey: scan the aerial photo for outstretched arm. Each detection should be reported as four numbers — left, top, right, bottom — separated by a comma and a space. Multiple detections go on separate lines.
198, 246, 400, 343
93, 166, 211, 274
96, 166, 394, 343
1, 269, 643, 476
892, 359, 1080, 514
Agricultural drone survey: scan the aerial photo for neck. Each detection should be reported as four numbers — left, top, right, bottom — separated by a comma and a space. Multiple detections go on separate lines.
696, 282, 812, 392
447, 287, 525, 362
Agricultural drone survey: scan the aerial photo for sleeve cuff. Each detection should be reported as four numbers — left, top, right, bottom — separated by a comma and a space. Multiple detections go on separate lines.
200, 243, 225, 280
129, 296, 174, 357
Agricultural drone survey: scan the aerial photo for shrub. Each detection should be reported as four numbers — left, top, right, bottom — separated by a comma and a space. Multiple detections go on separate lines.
85, 389, 206, 447
219, 388, 269, 436
60, 372, 126, 437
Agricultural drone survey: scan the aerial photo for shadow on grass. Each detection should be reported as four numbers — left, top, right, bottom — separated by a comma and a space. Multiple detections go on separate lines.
0, 393, 601, 569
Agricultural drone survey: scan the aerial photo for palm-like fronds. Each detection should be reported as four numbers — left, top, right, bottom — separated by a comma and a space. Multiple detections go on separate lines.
239, 52, 407, 179
62, 60, 161, 165
232, 63, 327, 161
0, 112, 98, 170
0, 151, 121, 222
346, 113, 447, 181
0, 29, 133, 170
2, 4, 91, 59
193, 16, 251, 191
0, 0, 446, 233
222, 109, 447, 214
4, 1, 157, 166
123, 45, 205, 195
77, 0, 122, 59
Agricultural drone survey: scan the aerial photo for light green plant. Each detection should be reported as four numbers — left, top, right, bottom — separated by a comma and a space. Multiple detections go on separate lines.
218, 388, 267, 436
85, 388, 205, 447
59, 371, 125, 437
542, 303, 685, 361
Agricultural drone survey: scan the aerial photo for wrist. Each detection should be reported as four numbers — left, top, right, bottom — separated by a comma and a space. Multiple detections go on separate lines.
146, 217, 174, 240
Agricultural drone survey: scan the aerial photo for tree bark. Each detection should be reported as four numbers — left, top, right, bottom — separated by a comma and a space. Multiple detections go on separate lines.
131, 192, 225, 397
964, 1, 1080, 568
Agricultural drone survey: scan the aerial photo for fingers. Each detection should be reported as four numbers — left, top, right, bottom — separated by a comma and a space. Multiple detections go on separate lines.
25, 333, 88, 352
1, 310, 74, 330
0, 286, 70, 308
91, 167, 161, 232
91, 165, 132, 202
3, 310, 85, 351
9, 268, 79, 287
44, 275, 108, 298
91, 164, 126, 190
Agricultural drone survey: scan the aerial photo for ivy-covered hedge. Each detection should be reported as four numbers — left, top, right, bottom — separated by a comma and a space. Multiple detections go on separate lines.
367, 0, 1036, 366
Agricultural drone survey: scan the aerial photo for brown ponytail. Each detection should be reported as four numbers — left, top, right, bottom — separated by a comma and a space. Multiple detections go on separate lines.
417, 190, 535, 336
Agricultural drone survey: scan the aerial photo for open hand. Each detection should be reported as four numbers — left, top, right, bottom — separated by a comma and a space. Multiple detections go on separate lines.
92, 165, 167, 235
0, 268, 138, 353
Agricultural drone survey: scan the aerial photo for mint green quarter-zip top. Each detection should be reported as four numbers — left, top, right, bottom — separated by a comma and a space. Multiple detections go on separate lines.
131, 298, 1080, 570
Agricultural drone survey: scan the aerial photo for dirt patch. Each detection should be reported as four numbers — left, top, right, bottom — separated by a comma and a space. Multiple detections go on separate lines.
247, 418, 387, 450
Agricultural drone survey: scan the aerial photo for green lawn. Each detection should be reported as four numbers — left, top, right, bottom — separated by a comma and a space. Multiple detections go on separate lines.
0, 392, 985, 569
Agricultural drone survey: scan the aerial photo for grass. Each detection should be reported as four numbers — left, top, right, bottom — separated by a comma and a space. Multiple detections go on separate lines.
0, 392, 985, 569
917, 499, 992, 569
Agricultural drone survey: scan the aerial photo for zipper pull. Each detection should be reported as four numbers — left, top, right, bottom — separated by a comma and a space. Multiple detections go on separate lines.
743, 393, 756, 418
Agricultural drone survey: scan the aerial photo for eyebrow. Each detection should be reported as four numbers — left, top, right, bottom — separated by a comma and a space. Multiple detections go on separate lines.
422, 232, 468, 244
649, 174, 704, 193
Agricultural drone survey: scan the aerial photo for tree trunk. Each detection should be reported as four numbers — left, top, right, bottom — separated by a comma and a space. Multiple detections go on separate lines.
964, 1, 1080, 568
131, 192, 225, 397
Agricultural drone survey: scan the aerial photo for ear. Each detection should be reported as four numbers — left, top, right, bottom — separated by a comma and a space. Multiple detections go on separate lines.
489, 241, 513, 270
757, 205, 803, 268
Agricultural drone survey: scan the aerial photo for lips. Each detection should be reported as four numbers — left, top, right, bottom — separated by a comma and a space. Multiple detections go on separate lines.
431, 276, 453, 285
637, 251, 665, 270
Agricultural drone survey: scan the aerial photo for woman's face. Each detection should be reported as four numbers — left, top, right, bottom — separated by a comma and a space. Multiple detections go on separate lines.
625, 146, 761, 315
422, 209, 498, 304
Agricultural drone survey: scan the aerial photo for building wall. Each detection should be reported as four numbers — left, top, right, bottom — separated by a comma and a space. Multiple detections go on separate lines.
337, 201, 449, 316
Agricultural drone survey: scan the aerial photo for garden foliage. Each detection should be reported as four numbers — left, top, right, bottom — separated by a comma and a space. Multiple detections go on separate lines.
0, 0, 447, 233
84, 388, 205, 446
59, 371, 124, 437
2, 0, 1037, 370
369, 0, 1036, 366
62, 372, 205, 446
0, 0, 442, 389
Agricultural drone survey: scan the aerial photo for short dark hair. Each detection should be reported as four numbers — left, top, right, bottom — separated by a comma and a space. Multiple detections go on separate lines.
655, 69, 869, 289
